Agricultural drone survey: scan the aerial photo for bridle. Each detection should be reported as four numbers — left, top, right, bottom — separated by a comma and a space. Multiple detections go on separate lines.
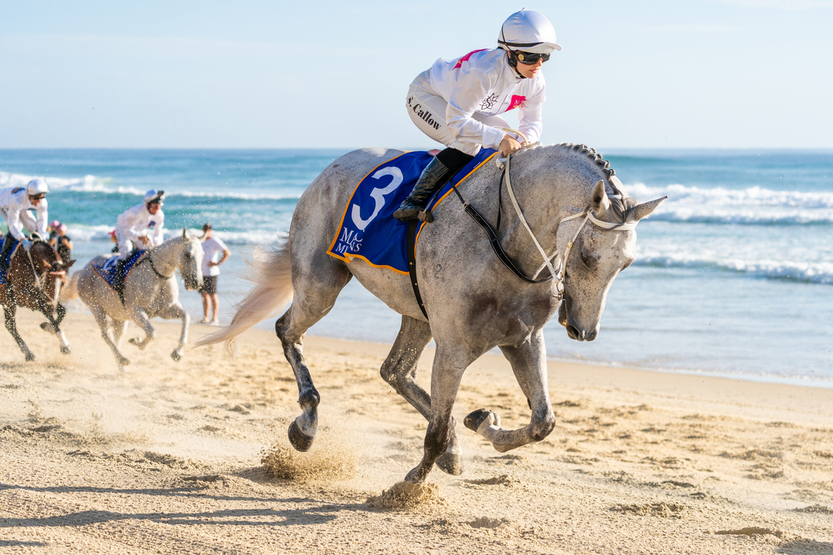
451, 145, 638, 301
18, 237, 65, 308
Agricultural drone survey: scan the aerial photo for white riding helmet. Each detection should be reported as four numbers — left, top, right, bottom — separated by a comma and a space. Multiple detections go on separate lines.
498, 10, 561, 54
143, 189, 165, 204
26, 178, 49, 196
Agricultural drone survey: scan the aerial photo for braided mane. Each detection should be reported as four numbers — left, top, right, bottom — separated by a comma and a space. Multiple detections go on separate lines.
546, 142, 636, 222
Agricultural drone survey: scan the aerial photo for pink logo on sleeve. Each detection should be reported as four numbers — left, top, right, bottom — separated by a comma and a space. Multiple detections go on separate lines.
506, 95, 526, 111
453, 49, 488, 69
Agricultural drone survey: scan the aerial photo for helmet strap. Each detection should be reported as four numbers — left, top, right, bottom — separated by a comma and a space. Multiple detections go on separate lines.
506, 50, 526, 79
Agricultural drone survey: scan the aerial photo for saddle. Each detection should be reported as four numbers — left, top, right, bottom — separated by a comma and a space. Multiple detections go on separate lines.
91, 250, 146, 291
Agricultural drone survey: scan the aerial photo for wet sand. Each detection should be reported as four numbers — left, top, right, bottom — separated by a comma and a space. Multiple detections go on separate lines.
2, 308, 833, 554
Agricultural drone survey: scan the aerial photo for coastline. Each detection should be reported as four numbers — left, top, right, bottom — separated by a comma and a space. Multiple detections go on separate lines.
2, 309, 833, 553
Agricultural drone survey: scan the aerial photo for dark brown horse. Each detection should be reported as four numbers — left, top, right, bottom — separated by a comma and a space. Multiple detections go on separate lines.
0, 237, 74, 361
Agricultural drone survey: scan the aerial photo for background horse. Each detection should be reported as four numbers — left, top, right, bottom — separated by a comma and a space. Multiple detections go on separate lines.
0, 237, 73, 361
62, 229, 203, 370
199, 144, 666, 484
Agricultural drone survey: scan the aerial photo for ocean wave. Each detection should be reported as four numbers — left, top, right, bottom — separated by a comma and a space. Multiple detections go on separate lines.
626, 182, 833, 226
628, 183, 833, 207
2, 171, 303, 201
636, 253, 833, 285
64, 225, 279, 246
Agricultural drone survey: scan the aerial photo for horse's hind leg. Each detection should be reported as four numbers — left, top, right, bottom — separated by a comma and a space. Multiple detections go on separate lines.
276, 255, 352, 452
3, 304, 35, 361
380, 316, 463, 475
88, 304, 130, 369
464, 329, 556, 452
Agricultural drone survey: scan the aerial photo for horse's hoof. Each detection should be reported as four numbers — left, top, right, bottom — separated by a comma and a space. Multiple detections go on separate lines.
436, 451, 463, 476
25, 353, 36, 362
118, 358, 130, 370
404, 465, 426, 484
464, 409, 494, 433
40, 322, 49, 332
288, 420, 314, 452
171, 350, 182, 362
60, 345, 71, 355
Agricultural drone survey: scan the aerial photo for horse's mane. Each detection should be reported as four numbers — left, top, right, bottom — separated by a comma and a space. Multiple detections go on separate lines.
527, 142, 637, 223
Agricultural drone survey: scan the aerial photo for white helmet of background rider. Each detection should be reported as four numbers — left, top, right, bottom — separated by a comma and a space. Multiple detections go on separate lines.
497, 10, 561, 55
143, 189, 165, 204
26, 178, 49, 197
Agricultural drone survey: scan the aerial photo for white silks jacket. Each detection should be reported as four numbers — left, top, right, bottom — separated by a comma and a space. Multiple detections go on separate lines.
0, 186, 49, 241
426, 48, 546, 151
116, 203, 165, 248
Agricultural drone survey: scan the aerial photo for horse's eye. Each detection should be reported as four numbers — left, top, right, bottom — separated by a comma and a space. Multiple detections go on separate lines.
581, 253, 591, 267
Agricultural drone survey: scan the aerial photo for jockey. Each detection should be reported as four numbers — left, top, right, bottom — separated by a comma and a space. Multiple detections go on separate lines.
394, 9, 561, 221
113, 189, 165, 298
0, 178, 50, 277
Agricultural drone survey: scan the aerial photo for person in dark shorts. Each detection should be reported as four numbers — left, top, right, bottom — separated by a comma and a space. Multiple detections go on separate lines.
199, 223, 230, 325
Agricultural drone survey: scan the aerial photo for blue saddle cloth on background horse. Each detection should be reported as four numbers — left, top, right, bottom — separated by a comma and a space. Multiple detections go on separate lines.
91, 250, 146, 290
327, 149, 497, 274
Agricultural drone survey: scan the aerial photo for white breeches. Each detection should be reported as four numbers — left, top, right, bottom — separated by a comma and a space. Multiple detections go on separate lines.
115, 229, 134, 260
405, 70, 509, 156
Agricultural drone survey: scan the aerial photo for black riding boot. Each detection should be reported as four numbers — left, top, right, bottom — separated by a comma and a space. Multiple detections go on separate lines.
0, 233, 14, 280
114, 259, 127, 304
393, 157, 450, 222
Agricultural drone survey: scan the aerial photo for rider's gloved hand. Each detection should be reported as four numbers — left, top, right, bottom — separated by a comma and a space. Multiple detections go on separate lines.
21, 239, 32, 251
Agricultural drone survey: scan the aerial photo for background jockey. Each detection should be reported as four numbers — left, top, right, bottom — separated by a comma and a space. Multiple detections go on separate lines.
394, 9, 561, 221
0, 178, 50, 277
113, 189, 165, 297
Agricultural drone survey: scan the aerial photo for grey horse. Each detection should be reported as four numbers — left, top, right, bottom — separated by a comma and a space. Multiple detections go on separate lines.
199, 144, 665, 484
63, 230, 203, 370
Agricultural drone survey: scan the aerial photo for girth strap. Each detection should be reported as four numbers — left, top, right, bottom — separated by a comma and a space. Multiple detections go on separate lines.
406, 219, 429, 320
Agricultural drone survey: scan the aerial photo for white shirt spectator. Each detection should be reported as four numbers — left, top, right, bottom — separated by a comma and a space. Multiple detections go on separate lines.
202, 236, 229, 277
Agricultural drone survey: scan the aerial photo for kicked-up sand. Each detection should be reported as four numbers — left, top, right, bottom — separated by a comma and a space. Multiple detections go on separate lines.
2, 308, 833, 554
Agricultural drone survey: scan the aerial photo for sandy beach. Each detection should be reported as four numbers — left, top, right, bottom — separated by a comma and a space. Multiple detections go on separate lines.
2, 307, 833, 554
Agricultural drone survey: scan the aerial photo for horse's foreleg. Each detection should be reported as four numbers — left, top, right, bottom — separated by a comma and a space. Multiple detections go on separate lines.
158, 303, 189, 361
405, 345, 468, 484
111, 319, 128, 349
37, 301, 71, 355
89, 305, 130, 369
464, 329, 555, 453
380, 316, 462, 475
127, 307, 155, 350
3, 303, 35, 361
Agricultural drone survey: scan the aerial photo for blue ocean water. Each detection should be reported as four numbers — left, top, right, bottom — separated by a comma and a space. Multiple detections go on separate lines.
1, 148, 831, 387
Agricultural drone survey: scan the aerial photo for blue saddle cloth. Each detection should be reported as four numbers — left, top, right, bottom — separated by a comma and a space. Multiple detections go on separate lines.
0, 237, 21, 286
91, 250, 146, 289
326, 149, 497, 274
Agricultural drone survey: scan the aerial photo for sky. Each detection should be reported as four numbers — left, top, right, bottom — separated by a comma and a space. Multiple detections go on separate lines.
1, 0, 832, 150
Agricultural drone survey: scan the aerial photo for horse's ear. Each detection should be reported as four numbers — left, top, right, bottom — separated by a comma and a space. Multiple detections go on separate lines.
630, 196, 667, 222
182, 228, 188, 239
590, 180, 611, 216
64, 259, 76, 270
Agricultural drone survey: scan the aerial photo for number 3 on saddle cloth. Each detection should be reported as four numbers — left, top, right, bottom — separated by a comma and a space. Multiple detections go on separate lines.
91, 250, 147, 291
326, 148, 497, 274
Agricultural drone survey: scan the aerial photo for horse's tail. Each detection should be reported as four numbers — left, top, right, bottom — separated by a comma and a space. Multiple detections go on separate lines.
195, 241, 294, 355
60, 271, 80, 302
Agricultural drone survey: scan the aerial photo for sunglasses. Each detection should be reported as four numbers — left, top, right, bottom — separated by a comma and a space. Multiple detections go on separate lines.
30, 194, 46, 200
515, 51, 550, 65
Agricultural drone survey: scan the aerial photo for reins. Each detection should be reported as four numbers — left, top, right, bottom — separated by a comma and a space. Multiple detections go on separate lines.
448, 146, 638, 300
136, 250, 174, 280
